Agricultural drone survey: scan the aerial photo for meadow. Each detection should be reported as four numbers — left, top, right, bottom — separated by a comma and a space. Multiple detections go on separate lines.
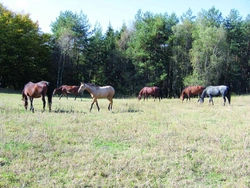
0, 91, 250, 187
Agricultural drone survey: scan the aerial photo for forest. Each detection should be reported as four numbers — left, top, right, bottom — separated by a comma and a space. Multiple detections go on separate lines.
0, 3, 249, 97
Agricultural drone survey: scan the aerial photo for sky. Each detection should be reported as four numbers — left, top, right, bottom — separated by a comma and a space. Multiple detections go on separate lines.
0, 0, 249, 33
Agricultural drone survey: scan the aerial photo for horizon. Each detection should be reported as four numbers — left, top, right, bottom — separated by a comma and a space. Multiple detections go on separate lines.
1, 0, 249, 33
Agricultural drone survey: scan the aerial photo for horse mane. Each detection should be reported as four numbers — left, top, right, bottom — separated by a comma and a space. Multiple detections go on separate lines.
87, 83, 99, 87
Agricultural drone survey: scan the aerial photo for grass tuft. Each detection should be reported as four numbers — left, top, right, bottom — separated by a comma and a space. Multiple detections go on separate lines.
1, 93, 250, 187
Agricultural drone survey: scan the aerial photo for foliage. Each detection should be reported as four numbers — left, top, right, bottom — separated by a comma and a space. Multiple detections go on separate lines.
50, 10, 91, 87
0, 4, 53, 89
1, 3, 250, 96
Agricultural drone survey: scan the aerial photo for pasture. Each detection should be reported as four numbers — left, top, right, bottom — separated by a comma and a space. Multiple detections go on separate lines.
0, 91, 250, 187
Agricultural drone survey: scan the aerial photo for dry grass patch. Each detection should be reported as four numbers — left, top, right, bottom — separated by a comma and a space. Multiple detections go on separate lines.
1, 92, 250, 187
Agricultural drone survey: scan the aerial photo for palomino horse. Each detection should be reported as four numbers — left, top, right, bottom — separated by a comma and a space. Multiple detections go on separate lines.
22, 81, 53, 112
53, 85, 82, 100
199, 85, 230, 105
78, 82, 115, 111
180, 86, 205, 102
138, 86, 162, 101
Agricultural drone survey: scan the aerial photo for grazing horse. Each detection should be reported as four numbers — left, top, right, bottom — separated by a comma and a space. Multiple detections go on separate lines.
180, 86, 205, 102
199, 85, 230, 105
78, 82, 115, 111
138, 86, 162, 101
53, 85, 82, 100
22, 81, 53, 112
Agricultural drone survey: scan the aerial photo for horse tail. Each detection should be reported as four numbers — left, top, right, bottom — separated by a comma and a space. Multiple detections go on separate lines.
46, 82, 53, 105
227, 86, 231, 104
159, 88, 163, 99
22, 89, 28, 109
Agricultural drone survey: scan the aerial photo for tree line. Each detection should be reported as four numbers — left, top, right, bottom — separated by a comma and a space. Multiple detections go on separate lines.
0, 3, 250, 97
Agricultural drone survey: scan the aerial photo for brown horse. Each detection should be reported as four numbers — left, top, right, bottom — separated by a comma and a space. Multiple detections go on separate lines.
78, 82, 115, 111
22, 81, 53, 112
138, 86, 162, 101
53, 85, 82, 100
180, 85, 205, 102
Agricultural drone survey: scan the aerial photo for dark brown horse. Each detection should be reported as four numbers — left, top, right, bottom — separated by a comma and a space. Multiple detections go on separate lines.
22, 81, 53, 112
138, 86, 162, 101
53, 85, 82, 100
180, 85, 205, 102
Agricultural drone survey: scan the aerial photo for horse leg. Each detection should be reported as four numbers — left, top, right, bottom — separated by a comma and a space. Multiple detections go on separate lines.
48, 101, 52, 112
96, 100, 100, 111
108, 99, 113, 110
209, 96, 214, 105
59, 94, 63, 100
90, 101, 94, 111
29, 97, 34, 112
90, 99, 98, 111
223, 96, 226, 106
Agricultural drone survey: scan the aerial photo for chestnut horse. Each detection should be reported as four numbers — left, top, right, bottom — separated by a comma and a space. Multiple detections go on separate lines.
78, 82, 115, 111
180, 86, 205, 102
22, 81, 53, 112
53, 85, 82, 100
138, 86, 162, 101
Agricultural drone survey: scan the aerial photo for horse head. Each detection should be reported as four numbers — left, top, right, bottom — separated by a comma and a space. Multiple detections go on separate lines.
138, 95, 142, 100
198, 97, 204, 104
52, 89, 57, 95
78, 82, 86, 93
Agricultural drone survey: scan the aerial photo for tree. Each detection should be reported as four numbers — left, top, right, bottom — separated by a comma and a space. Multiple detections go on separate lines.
127, 10, 178, 97
50, 10, 91, 87
190, 7, 228, 86
0, 3, 53, 89
224, 9, 250, 92
172, 8, 195, 93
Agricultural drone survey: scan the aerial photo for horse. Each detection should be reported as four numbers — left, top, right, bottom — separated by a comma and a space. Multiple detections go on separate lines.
78, 82, 115, 111
53, 85, 82, 100
22, 81, 53, 112
199, 85, 230, 105
180, 86, 205, 102
138, 86, 162, 101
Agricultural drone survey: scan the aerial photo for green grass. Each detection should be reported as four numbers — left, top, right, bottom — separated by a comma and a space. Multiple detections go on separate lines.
1, 92, 250, 187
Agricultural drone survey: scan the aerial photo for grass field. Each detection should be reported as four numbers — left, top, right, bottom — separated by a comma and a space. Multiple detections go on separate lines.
0, 91, 250, 187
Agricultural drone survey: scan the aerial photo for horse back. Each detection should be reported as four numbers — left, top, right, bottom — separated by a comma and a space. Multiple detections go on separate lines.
96, 86, 115, 98
23, 81, 49, 98
64, 85, 79, 93
188, 86, 205, 95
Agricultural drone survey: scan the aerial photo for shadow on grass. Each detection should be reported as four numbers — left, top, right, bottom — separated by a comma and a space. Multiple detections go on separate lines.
53, 108, 86, 114
112, 109, 143, 113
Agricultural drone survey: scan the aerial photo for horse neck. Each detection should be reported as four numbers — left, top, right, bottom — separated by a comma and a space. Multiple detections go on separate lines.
139, 89, 144, 96
22, 90, 27, 100
84, 84, 94, 94
200, 89, 207, 98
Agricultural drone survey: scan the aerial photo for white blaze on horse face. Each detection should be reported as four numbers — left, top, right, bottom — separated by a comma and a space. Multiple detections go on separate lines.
78, 83, 85, 93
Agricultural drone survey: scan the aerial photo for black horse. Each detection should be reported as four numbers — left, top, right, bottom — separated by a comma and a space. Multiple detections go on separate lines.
199, 85, 230, 105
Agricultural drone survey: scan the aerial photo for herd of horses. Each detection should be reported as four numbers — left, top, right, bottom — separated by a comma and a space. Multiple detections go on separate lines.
22, 81, 231, 112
